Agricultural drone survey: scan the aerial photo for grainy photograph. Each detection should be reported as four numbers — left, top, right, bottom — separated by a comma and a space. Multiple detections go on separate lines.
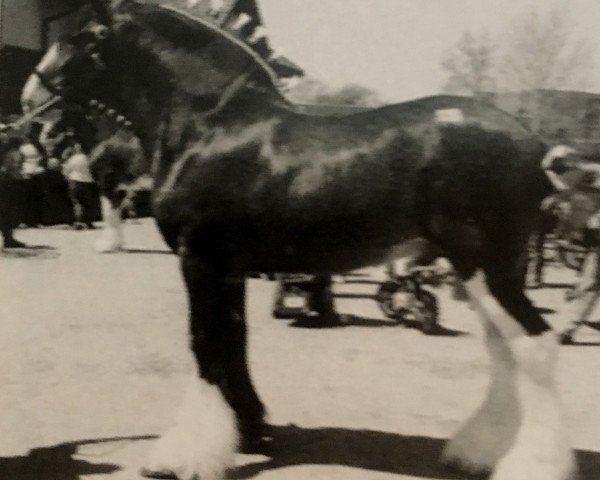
2, 1, 600, 479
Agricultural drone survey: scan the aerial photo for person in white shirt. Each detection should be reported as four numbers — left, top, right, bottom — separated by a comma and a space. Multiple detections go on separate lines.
63, 141, 97, 229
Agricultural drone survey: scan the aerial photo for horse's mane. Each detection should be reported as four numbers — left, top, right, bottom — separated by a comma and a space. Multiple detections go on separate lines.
118, 1, 284, 99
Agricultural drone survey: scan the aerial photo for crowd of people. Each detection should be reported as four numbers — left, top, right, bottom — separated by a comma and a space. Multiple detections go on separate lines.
0, 120, 100, 248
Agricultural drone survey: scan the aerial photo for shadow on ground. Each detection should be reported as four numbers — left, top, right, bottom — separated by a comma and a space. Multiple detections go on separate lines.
289, 314, 468, 336
234, 425, 465, 480
0, 246, 58, 259
0, 435, 156, 480
289, 314, 396, 329
121, 248, 173, 255
233, 424, 600, 480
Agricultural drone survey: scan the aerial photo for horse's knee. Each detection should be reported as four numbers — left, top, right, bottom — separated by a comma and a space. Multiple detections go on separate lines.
482, 263, 550, 336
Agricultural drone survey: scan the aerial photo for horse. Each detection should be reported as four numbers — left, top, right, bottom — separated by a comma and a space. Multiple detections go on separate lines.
20, 1, 576, 479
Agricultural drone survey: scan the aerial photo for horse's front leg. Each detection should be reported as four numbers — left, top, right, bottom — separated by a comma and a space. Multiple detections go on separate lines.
143, 250, 264, 480
94, 194, 124, 253
443, 260, 576, 480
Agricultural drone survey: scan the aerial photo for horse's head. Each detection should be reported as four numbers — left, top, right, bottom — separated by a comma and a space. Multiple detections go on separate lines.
23, 0, 283, 118
21, 18, 115, 121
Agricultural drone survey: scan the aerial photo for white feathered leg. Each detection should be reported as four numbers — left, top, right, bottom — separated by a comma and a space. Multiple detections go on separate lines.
444, 270, 576, 480
490, 332, 576, 480
95, 195, 124, 253
142, 378, 239, 480
442, 320, 519, 474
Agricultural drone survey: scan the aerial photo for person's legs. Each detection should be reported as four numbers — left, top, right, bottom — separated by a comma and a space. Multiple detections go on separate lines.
69, 181, 86, 228
80, 182, 98, 228
0, 178, 26, 248
29, 174, 45, 227
561, 244, 600, 342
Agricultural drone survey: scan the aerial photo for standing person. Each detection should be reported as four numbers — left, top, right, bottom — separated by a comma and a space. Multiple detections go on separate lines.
0, 135, 27, 248
42, 145, 76, 226
539, 145, 600, 342
62, 141, 97, 230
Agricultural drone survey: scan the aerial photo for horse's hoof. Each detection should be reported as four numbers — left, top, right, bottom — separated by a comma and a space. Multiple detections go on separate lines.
139, 467, 177, 479
94, 240, 123, 253
3, 240, 27, 249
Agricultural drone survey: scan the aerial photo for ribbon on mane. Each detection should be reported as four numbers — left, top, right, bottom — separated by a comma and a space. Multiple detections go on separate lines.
126, 1, 282, 99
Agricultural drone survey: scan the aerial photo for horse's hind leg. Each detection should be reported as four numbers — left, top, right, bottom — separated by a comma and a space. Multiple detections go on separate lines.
442, 318, 519, 474
561, 247, 600, 343
143, 250, 264, 480
443, 261, 576, 480
95, 194, 124, 253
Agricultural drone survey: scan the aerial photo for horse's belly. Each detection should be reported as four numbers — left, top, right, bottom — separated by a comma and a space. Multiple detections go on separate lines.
243, 224, 425, 274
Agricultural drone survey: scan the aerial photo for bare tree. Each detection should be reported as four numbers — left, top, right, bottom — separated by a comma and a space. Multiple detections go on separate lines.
498, 7, 596, 130
441, 31, 497, 98
500, 8, 593, 92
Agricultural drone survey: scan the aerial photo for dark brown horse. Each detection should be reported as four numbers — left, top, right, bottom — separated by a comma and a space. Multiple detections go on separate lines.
21, 2, 576, 479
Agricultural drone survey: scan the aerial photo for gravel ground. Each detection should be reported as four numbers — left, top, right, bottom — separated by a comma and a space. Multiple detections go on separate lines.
1, 219, 599, 480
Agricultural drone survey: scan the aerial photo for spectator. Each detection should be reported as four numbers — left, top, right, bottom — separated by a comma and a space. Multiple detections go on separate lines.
62, 141, 97, 229
42, 145, 76, 226
0, 135, 27, 248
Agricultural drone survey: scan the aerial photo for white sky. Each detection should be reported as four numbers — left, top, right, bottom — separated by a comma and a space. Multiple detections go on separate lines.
259, 0, 600, 102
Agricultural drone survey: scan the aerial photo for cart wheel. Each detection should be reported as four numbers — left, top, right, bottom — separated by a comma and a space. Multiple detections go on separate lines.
412, 290, 439, 334
558, 243, 586, 271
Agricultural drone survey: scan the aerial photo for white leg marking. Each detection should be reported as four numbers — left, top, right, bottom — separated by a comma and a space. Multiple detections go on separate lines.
491, 332, 576, 480
442, 321, 519, 474
94, 196, 124, 253
444, 269, 577, 480
462, 270, 525, 340
143, 378, 239, 480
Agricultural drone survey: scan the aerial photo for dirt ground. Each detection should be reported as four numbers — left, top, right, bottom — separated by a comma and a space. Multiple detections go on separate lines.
1, 219, 600, 480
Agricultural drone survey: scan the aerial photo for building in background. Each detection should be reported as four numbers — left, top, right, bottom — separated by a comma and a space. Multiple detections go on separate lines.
495, 90, 600, 160
0, 0, 303, 114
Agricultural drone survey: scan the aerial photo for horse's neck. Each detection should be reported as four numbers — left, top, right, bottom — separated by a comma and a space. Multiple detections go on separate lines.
147, 86, 282, 186
111, 20, 286, 173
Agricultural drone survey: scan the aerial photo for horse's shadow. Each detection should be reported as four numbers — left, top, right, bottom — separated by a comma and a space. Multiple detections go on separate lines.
290, 314, 396, 329
233, 424, 461, 480
234, 424, 600, 480
538, 282, 574, 290
0, 435, 156, 480
120, 248, 173, 255
289, 314, 467, 336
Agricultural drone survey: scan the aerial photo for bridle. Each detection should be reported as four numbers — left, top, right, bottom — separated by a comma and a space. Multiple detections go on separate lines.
11, 1, 275, 133
32, 68, 64, 97
5, 32, 133, 135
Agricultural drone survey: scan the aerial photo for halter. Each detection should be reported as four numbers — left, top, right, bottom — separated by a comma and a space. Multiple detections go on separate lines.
15, 2, 276, 133
9, 57, 133, 135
